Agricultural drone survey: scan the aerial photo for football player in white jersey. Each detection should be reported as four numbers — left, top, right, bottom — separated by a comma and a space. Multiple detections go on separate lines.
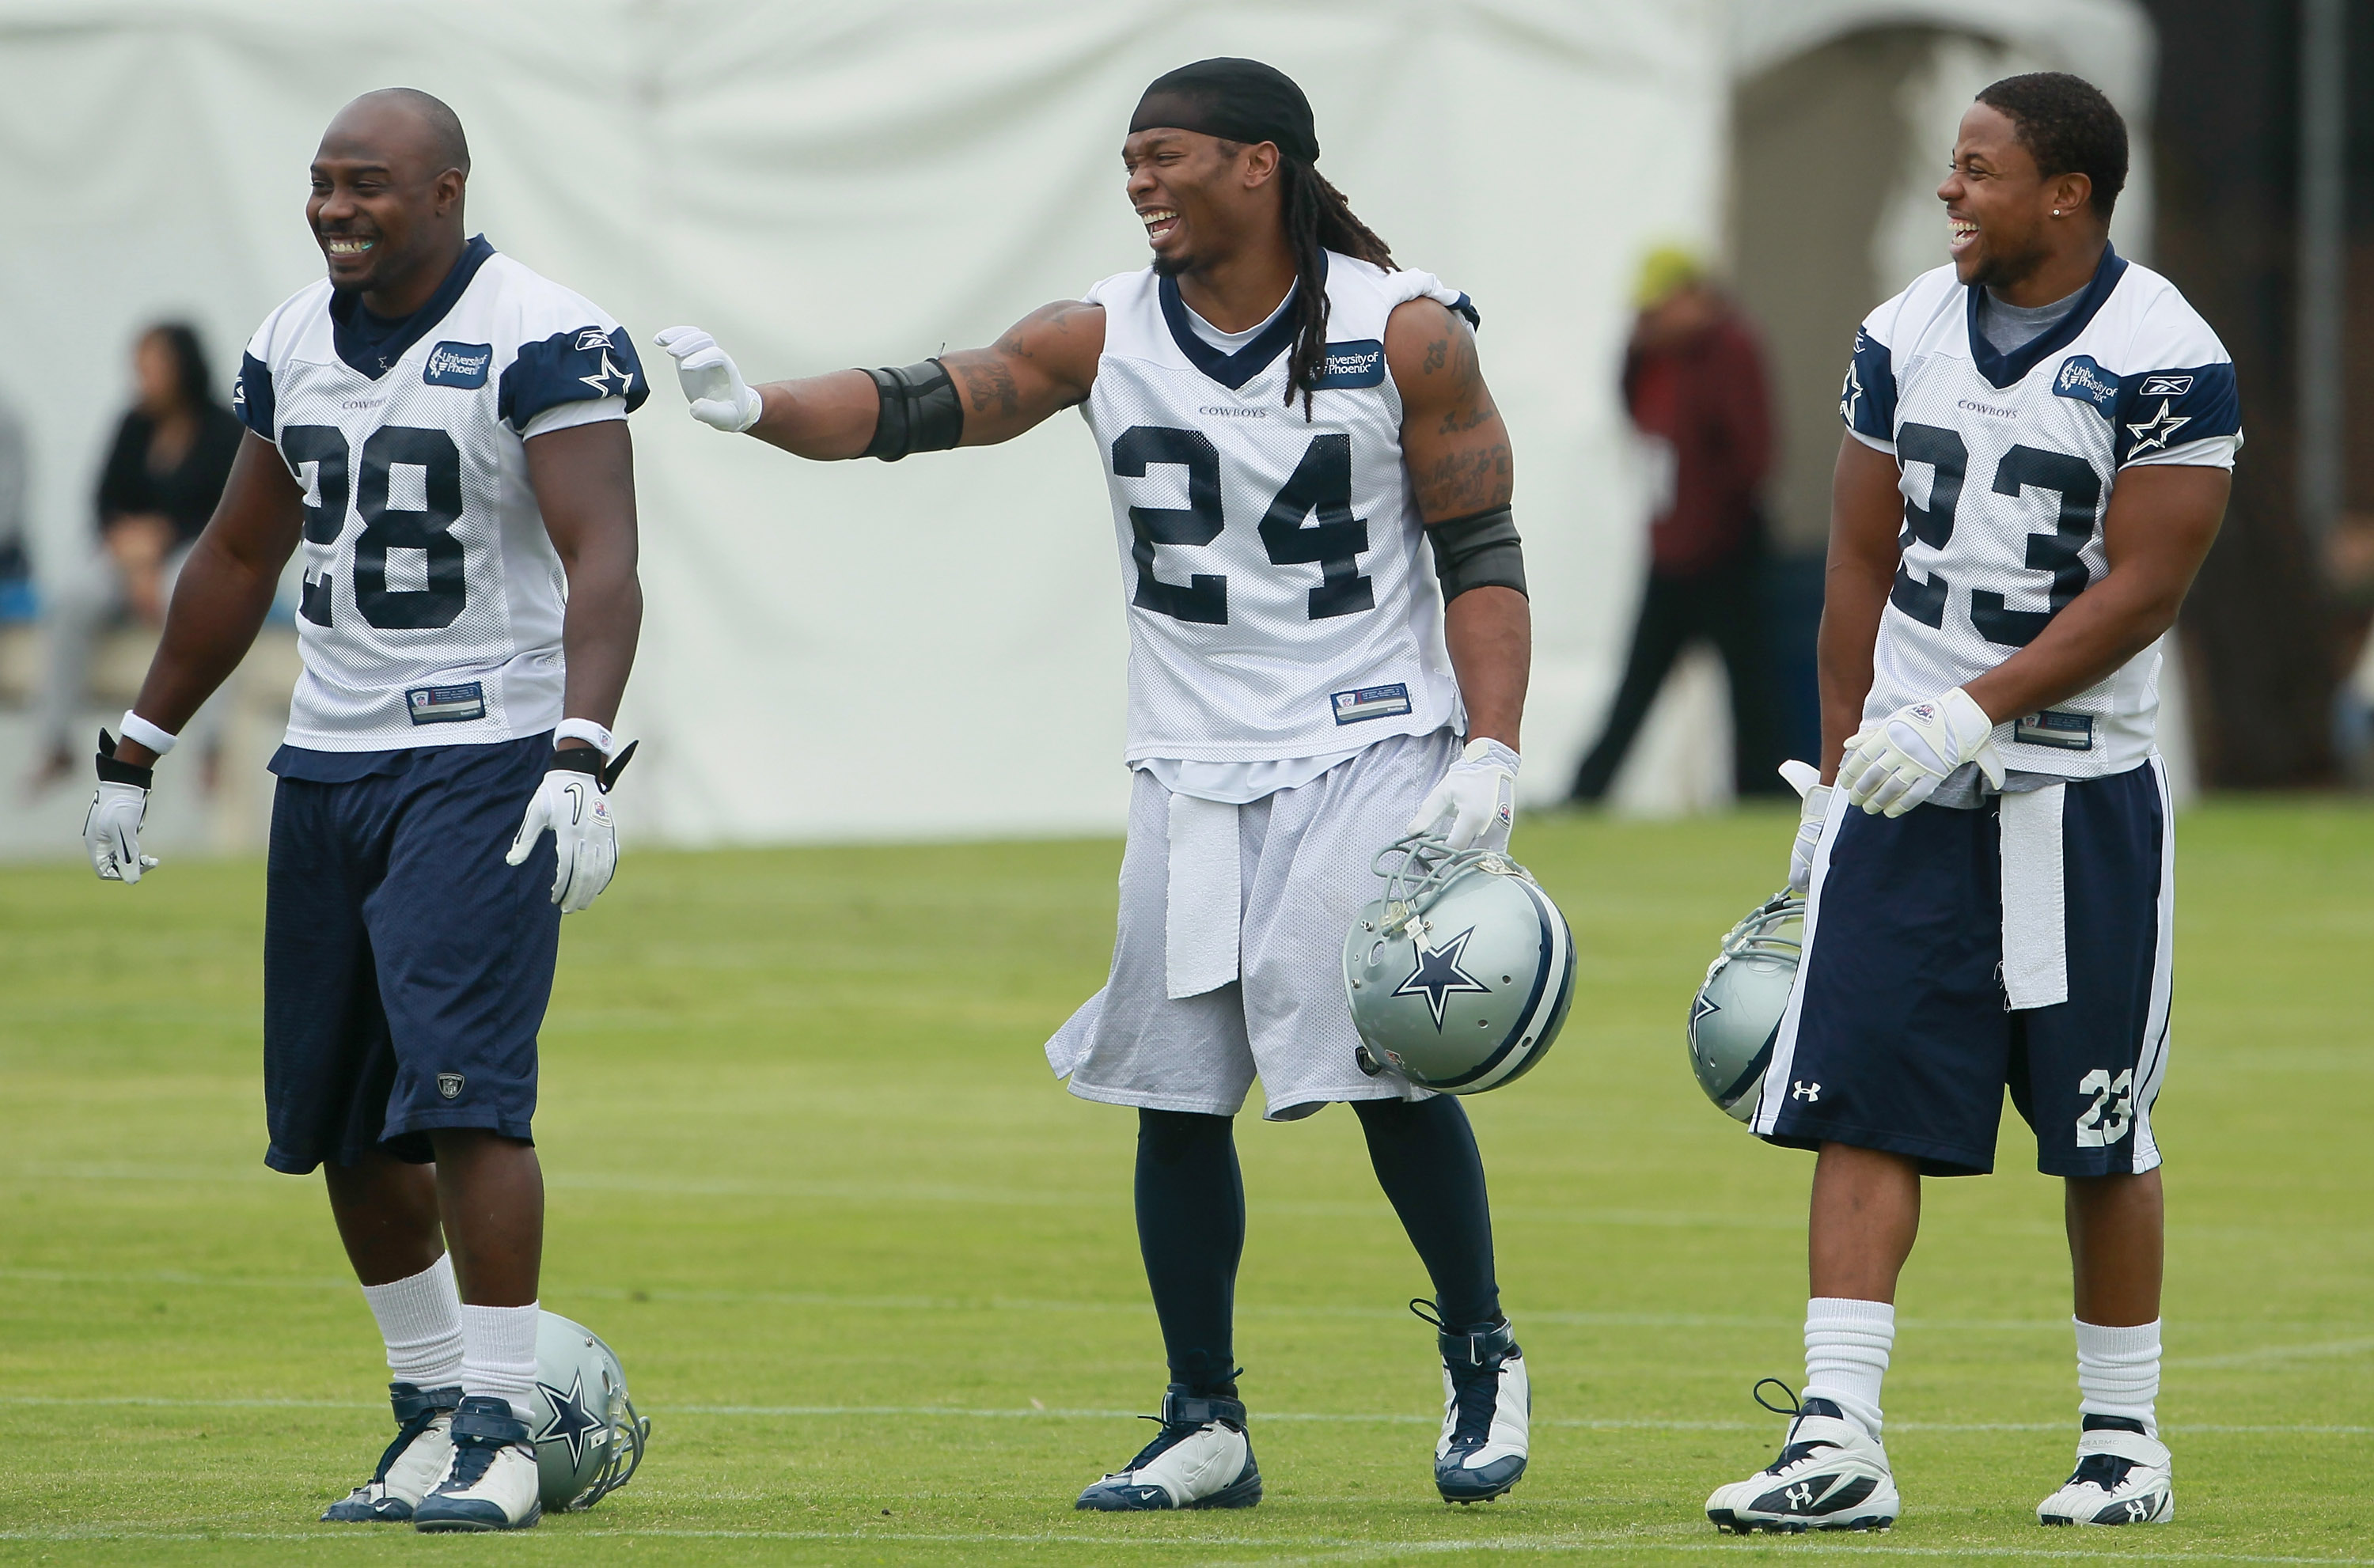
82, 90, 646, 1532
1706, 74, 2238, 1534
658, 59, 1535, 1509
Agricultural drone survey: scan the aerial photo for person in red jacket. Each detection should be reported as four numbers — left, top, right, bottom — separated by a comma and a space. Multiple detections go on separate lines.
1569, 248, 1784, 801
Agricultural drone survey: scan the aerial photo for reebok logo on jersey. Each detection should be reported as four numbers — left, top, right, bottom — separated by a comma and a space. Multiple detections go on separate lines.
423, 341, 494, 389
2052, 354, 2119, 416
575, 328, 613, 352
2015, 710, 2095, 750
2139, 373, 2194, 397
1310, 339, 1386, 389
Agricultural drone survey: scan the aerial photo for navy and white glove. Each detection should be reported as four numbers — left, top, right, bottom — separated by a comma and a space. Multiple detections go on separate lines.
1777, 759, 1830, 894
506, 742, 637, 913
1839, 687, 2003, 818
1409, 738, 1519, 852
654, 325, 763, 433
84, 730, 160, 884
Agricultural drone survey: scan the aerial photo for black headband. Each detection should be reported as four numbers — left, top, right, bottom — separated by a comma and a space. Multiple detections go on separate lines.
1129, 57, 1318, 165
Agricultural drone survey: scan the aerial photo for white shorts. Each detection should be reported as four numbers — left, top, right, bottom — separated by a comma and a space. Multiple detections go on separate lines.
1046, 729, 1458, 1120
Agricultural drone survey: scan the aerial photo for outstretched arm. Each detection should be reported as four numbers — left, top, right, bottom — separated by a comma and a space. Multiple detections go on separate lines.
657, 301, 1105, 460
1387, 297, 1526, 752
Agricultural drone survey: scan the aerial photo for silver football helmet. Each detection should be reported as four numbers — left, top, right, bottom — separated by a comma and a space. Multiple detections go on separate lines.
1342, 833, 1575, 1093
1688, 890, 1804, 1122
532, 1311, 649, 1512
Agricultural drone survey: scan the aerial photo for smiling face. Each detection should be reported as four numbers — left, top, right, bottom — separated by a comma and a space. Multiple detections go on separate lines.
1937, 101, 2093, 292
306, 95, 466, 307
1122, 127, 1280, 278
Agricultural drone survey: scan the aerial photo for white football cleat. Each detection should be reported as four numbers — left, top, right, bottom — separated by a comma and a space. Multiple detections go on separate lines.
411, 1396, 543, 1532
1428, 1309, 1529, 1503
320, 1382, 458, 1522
1706, 1385, 1899, 1534
2037, 1417, 2174, 1526
1075, 1387, 1261, 1511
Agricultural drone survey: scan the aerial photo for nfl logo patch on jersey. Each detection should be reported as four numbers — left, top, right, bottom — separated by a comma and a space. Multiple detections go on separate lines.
407, 682, 487, 725
1333, 684, 1413, 725
423, 341, 493, 388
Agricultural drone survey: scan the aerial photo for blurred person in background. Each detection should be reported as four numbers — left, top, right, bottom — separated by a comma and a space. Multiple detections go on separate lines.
0, 388, 29, 612
26, 323, 241, 791
1568, 247, 1784, 802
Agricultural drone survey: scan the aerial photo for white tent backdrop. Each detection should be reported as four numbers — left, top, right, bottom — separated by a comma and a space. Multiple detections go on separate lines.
0, 0, 1726, 845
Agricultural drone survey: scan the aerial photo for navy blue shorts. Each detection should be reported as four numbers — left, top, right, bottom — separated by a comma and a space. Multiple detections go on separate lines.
1754, 759, 2172, 1178
262, 734, 561, 1174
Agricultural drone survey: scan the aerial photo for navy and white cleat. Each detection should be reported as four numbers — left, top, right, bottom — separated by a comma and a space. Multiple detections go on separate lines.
1706, 1381, 1899, 1534
2037, 1416, 2174, 1526
411, 1395, 543, 1532
1419, 1302, 1529, 1504
1075, 1386, 1262, 1511
320, 1381, 459, 1522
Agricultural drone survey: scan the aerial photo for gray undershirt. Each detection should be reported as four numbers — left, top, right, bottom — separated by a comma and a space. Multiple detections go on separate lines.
1976, 283, 2085, 355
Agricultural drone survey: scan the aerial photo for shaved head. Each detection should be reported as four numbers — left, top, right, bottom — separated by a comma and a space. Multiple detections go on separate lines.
325, 86, 470, 178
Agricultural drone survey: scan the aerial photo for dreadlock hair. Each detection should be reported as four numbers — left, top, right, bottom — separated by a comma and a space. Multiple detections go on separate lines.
1276, 154, 1395, 417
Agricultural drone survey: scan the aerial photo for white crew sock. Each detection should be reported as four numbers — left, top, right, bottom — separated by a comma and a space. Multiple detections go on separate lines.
359, 1254, 465, 1391
2074, 1317, 2160, 1438
1803, 1296, 1895, 1439
460, 1301, 543, 1426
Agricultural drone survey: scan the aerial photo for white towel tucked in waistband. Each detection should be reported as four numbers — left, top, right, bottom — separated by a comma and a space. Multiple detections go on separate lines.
1165, 793, 1241, 999
2000, 781, 2068, 1010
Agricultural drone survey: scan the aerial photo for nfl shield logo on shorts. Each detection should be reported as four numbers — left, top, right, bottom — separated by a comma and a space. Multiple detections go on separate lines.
437, 1073, 465, 1100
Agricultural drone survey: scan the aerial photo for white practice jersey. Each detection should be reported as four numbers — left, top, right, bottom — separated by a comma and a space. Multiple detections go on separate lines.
234, 237, 646, 751
1081, 253, 1471, 764
1842, 246, 2240, 776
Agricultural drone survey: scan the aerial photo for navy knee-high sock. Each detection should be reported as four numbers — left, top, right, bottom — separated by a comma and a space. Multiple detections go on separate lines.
1135, 1109, 1245, 1396
1353, 1095, 1501, 1331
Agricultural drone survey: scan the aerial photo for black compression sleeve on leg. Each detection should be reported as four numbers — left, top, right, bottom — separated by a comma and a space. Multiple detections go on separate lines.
1135, 1109, 1245, 1396
1425, 505, 1526, 601
1353, 1096, 1502, 1331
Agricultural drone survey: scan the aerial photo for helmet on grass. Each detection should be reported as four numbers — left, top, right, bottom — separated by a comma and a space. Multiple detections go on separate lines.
532, 1311, 649, 1511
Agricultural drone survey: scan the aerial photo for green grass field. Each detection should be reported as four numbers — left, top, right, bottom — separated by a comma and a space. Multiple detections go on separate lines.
3, 804, 2370, 1566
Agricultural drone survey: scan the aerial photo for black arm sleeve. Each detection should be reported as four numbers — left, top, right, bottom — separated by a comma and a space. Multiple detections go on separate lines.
1425, 504, 1526, 601
861, 360, 964, 462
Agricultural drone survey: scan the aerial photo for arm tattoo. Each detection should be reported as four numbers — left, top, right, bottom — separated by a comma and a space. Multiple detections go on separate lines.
954, 355, 1020, 417
1415, 441, 1514, 517
1421, 336, 1448, 376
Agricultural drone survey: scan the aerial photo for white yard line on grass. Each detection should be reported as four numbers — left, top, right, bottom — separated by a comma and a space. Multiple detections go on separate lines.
0, 1524, 2367, 1563
3, 1394, 2368, 1437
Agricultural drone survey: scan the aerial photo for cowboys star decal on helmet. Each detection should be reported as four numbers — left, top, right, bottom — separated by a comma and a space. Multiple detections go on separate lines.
1391, 926, 1492, 1028
1343, 833, 1575, 1093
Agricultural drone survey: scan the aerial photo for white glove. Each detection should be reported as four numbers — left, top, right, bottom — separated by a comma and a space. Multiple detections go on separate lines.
1778, 759, 1830, 895
85, 730, 160, 884
1408, 737, 1519, 851
86, 782, 157, 883
654, 325, 764, 433
505, 744, 635, 913
1839, 686, 2004, 818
